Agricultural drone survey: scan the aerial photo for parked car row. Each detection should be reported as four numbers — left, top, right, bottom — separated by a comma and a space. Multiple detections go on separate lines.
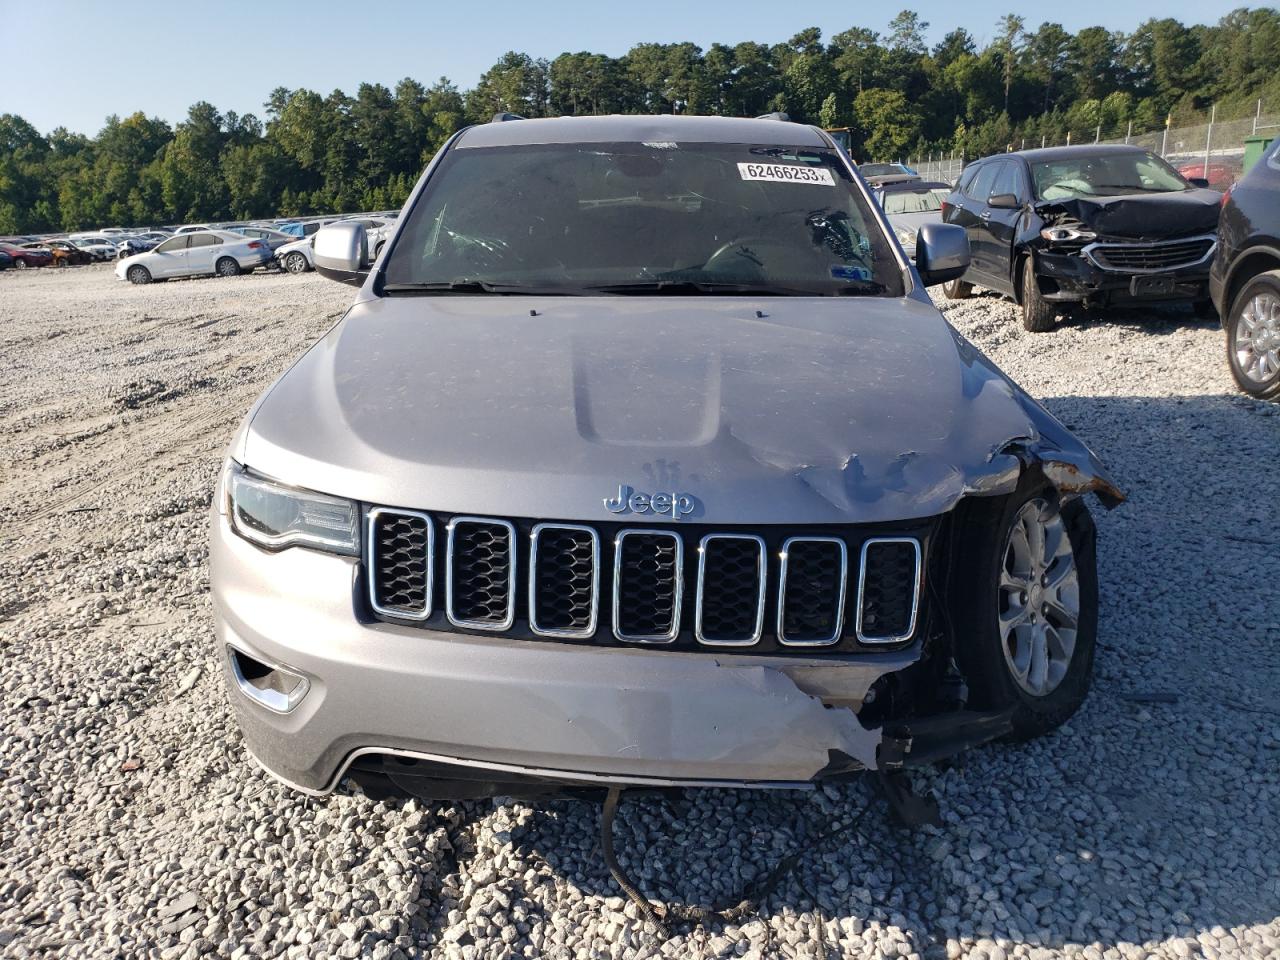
862, 137, 1280, 403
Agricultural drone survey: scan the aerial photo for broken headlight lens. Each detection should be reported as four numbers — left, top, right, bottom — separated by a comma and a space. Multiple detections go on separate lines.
1039, 225, 1097, 243
894, 225, 917, 250
226, 461, 359, 556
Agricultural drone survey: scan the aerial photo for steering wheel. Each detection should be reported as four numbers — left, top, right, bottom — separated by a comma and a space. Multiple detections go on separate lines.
703, 235, 785, 276
445, 231, 517, 270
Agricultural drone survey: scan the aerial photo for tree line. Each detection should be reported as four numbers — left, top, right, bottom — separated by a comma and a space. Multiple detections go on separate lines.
1, 7, 1277, 234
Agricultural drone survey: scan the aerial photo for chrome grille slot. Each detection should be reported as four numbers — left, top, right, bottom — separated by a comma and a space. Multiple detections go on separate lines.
1085, 235, 1214, 273
366, 508, 433, 620
695, 534, 766, 646
777, 537, 847, 646
613, 530, 682, 643
446, 517, 516, 630
529, 523, 599, 638
857, 538, 921, 644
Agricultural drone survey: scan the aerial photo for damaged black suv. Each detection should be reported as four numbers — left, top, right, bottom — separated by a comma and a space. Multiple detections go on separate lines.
942, 144, 1221, 331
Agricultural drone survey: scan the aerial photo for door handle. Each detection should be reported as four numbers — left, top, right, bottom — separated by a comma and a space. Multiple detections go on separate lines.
980, 211, 992, 222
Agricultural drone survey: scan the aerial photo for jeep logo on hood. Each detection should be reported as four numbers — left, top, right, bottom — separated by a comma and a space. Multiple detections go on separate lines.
604, 484, 697, 520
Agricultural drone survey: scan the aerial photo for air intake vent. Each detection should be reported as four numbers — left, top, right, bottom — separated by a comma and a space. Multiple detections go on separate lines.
857, 538, 921, 643
366, 508, 433, 620
696, 534, 766, 646
446, 518, 516, 630
777, 537, 847, 646
613, 530, 682, 642
529, 524, 599, 638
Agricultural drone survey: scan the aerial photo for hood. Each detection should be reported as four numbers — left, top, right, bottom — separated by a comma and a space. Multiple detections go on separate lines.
1036, 188, 1220, 240
242, 296, 1121, 525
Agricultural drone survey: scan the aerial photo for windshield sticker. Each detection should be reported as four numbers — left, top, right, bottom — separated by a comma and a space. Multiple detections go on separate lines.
738, 162, 835, 186
831, 265, 872, 281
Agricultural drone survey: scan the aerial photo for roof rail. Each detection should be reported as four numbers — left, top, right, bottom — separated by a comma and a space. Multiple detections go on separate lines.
490, 112, 525, 123
755, 111, 790, 122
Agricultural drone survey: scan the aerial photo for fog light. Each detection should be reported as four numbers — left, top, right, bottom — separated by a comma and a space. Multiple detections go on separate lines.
228, 646, 309, 713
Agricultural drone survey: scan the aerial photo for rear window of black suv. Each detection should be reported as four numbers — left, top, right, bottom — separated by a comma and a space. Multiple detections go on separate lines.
383, 140, 904, 298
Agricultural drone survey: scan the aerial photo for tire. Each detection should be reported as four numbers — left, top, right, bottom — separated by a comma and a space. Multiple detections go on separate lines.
283, 252, 308, 274
14, 258, 27, 270
374, 241, 385, 260
942, 277, 972, 300
127, 265, 152, 285
1225, 269, 1280, 401
216, 257, 241, 277
951, 473, 1098, 741
1020, 258, 1057, 332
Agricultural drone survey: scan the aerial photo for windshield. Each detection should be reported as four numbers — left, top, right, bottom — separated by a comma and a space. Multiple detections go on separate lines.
859, 163, 909, 178
382, 141, 903, 297
1032, 151, 1190, 200
882, 189, 949, 215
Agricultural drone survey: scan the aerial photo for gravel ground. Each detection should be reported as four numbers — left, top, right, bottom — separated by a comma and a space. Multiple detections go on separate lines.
1, 264, 1278, 960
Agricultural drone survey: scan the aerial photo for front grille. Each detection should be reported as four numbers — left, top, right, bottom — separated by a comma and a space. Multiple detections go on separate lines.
367, 509, 433, 620
529, 524, 598, 638
1086, 236, 1214, 273
446, 518, 516, 629
367, 510, 925, 652
778, 537, 847, 645
696, 534, 766, 646
858, 539, 920, 642
613, 531, 683, 642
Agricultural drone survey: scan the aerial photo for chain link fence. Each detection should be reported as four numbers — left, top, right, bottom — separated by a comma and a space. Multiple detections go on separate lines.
898, 104, 1280, 187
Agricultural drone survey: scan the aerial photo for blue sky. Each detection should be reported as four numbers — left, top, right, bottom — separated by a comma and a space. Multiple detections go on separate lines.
0, 0, 1245, 135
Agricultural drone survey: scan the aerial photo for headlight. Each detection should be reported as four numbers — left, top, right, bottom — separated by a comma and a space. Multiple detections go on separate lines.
226, 462, 358, 556
1039, 225, 1096, 243
894, 225, 917, 249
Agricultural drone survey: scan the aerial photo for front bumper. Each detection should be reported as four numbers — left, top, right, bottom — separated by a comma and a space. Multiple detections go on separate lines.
1035, 249, 1211, 305
210, 513, 919, 794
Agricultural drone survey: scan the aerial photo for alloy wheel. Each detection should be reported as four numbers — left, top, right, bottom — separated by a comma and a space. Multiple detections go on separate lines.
1234, 290, 1280, 384
998, 498, 1080, 697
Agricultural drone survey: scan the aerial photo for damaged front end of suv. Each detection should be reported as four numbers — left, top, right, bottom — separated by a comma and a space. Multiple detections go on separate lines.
210, 115, 1123, 803
943, 145, 1222, 331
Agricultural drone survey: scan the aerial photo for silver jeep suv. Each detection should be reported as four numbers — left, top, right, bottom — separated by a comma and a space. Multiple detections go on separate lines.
210, 115, 1123, 799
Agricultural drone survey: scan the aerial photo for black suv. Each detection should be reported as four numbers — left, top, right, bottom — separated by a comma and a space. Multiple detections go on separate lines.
1212, 137, 1280, 399
942, 145, 1221, 331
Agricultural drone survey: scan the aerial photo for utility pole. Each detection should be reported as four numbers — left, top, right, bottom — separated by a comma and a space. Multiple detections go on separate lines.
1203, 103, 1216, 179
1125, 120, 1132, 144
1254, 98, 1262, 135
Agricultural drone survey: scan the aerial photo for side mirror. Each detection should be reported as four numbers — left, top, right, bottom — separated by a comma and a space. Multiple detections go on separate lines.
1188, 177, 1210, 189
313, 222, 369, 286
988, 193, 1021, 209
915, 222, 970, 287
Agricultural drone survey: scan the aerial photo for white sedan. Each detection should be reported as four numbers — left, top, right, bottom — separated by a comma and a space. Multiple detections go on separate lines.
275, 236, 315, 274
116, 230, 273, 284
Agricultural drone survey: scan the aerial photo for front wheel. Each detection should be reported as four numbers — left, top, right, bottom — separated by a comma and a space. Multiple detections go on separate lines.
216, 257, 241, 277
942, 277, 972, 300
14, 258, 27, 270
953, 477, 1098, 740
1225, 270, 1280, 401
127, 265, 152, 285
1020, 259, 1057, 332
283, 251, 308, 274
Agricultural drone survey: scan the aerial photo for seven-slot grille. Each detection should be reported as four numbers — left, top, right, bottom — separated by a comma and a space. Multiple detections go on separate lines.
1085, 235, 1214, 273
366, 511, 923, 650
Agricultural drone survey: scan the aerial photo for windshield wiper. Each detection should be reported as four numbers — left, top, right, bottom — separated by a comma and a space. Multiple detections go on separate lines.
586, 279, 884, 297
381, 280, 588, 295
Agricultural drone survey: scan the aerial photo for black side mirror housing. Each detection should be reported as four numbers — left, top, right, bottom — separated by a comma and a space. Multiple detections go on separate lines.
987, 193, 1021, 209
915, 222, 970, 287
1188, 177, 1210, 189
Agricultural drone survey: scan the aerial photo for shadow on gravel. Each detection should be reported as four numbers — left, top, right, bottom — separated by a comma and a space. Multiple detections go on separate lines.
472, 392, 1280, 955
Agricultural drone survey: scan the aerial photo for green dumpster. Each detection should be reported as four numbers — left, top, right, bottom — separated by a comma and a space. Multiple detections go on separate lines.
1244, 134, 1276, 173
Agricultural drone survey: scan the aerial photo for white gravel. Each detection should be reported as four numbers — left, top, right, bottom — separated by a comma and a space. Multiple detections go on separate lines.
1, 266, 1278, 960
